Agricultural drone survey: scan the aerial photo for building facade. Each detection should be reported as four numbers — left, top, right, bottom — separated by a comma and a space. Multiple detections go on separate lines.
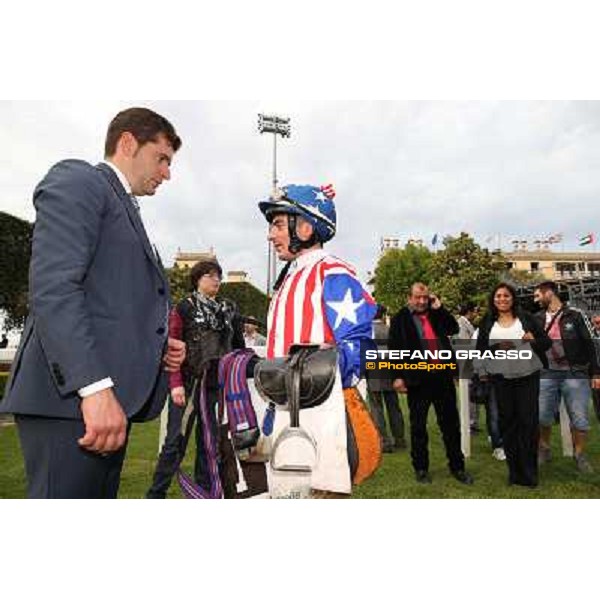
504, 250, 600, 280
173, 249, 216, 270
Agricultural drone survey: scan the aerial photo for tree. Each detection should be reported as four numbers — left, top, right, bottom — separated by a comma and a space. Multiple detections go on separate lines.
373, 244, 433, 313
428, 233, 505, 313
0, 212, 33, 329
219, 282, 269, 333
165, 266, 191, 305
502, 268, 545, 287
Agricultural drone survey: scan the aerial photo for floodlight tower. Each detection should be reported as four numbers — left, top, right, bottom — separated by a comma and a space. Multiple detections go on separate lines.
258, 113, 291, 295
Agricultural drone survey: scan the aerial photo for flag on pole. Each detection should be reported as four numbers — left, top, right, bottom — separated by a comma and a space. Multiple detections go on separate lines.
579, 233, 594, 246
431, 233, 438, 246
548, 232, 563, 243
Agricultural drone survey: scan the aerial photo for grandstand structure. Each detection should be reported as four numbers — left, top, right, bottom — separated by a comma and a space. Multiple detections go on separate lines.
516, 276, 600, 314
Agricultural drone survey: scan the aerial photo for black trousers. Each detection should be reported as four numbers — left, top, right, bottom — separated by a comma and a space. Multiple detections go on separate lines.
368, 389, 406, 446
484, 384, 503, 450
16, 415, 129, 499
592, 389, 600, 423
495, 372, 540, 487
146, 384, 218, 498
406, 375, 464, 473
145, 398, 186, 499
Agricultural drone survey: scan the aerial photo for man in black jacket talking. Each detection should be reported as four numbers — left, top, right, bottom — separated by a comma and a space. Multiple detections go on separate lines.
388, 282, 473, 485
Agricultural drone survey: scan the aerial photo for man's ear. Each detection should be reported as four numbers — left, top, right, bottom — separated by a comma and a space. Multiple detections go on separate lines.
296, 219, 314, 242
117, 131, 138, 158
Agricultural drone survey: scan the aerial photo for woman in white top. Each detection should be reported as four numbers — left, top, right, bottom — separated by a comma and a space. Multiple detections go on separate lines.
475, 283, 551, 488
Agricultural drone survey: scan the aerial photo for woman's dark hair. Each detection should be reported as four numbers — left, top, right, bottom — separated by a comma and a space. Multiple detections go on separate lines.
488, 282, 518, 320
190, 260, 223, 291
104, 107, 182, 157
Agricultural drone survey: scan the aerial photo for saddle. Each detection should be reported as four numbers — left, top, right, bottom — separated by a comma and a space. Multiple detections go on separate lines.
253, 344, 338, 409
254, 344, 382, 488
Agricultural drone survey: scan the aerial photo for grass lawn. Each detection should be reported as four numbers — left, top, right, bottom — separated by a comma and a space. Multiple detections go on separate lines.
2, 396, 600, 498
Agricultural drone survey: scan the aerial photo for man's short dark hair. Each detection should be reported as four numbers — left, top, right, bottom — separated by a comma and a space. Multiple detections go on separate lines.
190, 260, 222, 291
104, 107, 182, 157
535, 281, 558, 295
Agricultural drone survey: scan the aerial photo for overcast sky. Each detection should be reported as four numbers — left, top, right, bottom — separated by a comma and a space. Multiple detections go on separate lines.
1, 100, 600, 290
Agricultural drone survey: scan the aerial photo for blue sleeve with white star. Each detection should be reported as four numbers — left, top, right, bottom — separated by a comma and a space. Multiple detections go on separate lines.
323, 273, 377, 388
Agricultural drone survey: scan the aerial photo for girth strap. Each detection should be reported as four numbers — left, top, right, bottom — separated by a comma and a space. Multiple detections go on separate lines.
177, 350, 260, 499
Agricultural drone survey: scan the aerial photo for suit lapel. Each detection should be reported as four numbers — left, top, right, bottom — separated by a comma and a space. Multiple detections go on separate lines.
95, 163, 166, 282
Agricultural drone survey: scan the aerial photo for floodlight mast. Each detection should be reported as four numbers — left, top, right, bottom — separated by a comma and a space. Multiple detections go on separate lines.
258, 113, 292, 296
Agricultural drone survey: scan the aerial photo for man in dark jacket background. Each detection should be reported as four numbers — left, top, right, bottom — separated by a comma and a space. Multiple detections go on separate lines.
533, 281, 600, 473
388, 282, 473, 485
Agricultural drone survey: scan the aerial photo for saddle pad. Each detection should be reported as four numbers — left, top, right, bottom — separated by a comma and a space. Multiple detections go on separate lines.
343, 386, 382, 485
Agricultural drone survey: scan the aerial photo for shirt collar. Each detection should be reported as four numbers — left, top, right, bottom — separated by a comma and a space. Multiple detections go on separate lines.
102, 160, 133, 195
290, 248, 328, 271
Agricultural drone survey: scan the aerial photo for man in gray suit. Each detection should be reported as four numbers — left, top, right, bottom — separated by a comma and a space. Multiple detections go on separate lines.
1, 107, 186, 498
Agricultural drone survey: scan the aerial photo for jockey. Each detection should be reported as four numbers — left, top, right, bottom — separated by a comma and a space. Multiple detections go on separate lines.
258, 183, 380, 496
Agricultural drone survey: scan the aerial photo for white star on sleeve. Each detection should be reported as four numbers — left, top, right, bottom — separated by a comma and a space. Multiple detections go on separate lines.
314, 190, 327, 202
327, 289, 365, 329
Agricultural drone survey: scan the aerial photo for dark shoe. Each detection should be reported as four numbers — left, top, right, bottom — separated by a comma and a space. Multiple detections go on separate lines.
514, 480, 538, 489
145, 491, 167, 499
415, 470, 432, 484
451, 469, 474, 485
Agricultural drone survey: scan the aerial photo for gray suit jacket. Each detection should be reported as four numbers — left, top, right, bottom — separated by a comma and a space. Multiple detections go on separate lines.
1, 160, 170, 421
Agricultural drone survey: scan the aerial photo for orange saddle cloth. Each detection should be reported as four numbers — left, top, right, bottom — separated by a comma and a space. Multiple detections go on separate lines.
344, 387, 382, 485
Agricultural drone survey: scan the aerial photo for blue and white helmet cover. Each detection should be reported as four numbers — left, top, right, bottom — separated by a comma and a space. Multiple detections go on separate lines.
258, 183, 337, 243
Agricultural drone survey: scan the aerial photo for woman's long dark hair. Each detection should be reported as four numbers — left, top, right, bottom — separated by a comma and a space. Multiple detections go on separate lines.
487, 282, 519, 321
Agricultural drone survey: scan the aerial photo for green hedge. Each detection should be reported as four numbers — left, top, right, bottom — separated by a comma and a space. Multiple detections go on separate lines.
218, 282, 269, 333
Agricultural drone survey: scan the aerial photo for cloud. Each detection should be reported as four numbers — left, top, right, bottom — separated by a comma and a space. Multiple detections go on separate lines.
2, 101, 600, 291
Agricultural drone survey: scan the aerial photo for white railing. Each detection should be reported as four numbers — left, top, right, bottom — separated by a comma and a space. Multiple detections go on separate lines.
0, 348, 16, 364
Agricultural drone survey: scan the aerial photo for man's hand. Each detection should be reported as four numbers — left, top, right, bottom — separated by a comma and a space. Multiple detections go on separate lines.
171, 386, 186, 407
522, 331, 535, 342
78, 388, 128, 454
592, 376, 600, 390
163, 337, 186, 372
429, 294, 442, 310
393, 378, 408, 393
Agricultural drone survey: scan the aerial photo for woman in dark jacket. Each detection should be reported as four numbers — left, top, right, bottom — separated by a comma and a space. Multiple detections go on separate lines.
146, 259, 256, 499
475, 283, 551, 488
